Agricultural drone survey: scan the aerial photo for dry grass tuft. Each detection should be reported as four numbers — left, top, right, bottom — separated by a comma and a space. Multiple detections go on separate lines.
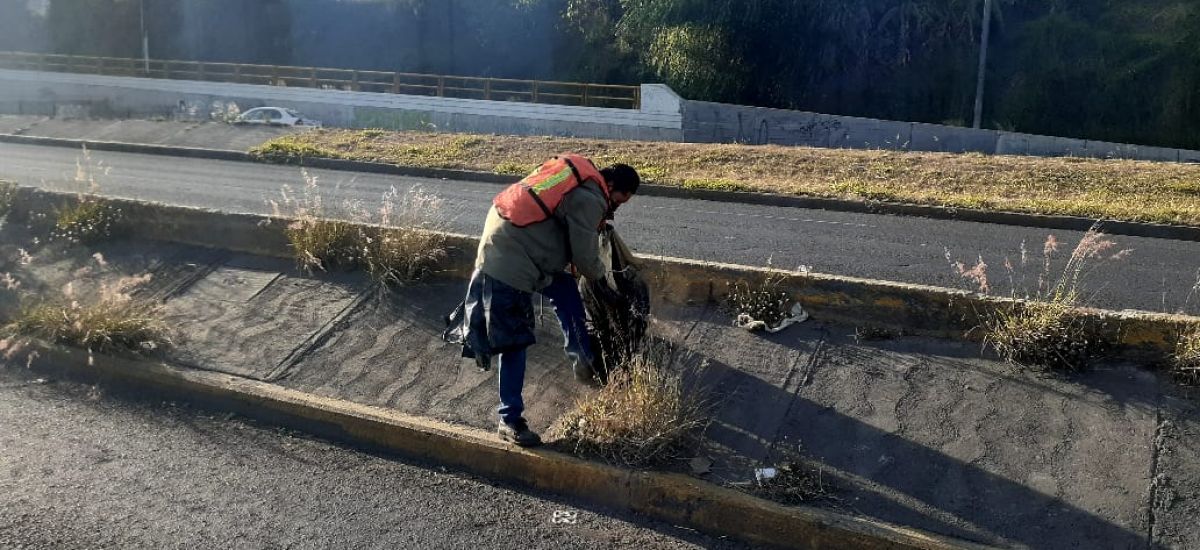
6, 275, 169, 355
984, 300, 1094, 372
552, 342, 713, 467
273, 171, 448, 284
1171, 326, 1200, 386
256, 128, 1200, 226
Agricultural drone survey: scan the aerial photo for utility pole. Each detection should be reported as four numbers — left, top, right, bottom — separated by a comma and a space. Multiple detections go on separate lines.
972, 0, 992, 129
140, 0, 150, 74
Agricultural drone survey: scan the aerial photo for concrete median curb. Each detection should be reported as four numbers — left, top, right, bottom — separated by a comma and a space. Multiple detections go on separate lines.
4, 131, 1200, 242
8, 185, 1196, 361
22, 341, 990, 550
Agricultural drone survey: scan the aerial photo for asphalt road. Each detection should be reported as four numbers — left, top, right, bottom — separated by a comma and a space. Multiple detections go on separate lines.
2, 141, 1197, 312
0, 366, 742, 549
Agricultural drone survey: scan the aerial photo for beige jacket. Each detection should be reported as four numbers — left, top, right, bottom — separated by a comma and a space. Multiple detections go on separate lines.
475, 180, 609, 293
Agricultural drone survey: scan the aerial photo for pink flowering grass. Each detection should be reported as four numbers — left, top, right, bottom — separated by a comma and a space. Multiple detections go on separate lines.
948, 224, 1131, 372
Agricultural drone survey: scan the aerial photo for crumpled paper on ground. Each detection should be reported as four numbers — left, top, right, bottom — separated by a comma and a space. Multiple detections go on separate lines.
736, 303, 809, 333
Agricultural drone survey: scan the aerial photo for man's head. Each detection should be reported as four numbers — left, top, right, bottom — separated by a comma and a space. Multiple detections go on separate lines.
600, 163, 640, 207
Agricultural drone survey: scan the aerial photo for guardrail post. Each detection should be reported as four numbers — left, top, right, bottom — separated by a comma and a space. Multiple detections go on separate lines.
634, 86, 641, 110
271, 65, 279, 86
437, 76, 445, 97
352, 70, 360, 91
310, 67, 318, 88
531, 82, 539, 103
392, 72, 400, 94
582, 83, 590, 107
233, 64, 241, 83
484, 79, 491, 101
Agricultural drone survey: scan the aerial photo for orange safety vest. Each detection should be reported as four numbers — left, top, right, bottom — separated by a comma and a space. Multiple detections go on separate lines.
493, 154, 610, 228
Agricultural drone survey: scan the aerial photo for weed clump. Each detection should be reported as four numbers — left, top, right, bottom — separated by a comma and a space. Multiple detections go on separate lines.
722, 266, 806, 332
273, 171, 447, 284
1171, 326, 1200, 386
251, 138, 343, 163
552, 342, 712, 467
51, 198, 122, 244
492, 161, 538, 176
950, 225, 1128, 372
47, 148, 123, 244
6, 275, 169, 355
985, 300, 1094, 372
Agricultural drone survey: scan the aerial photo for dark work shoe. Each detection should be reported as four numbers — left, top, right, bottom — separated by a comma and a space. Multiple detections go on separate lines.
498, 421, 542, 447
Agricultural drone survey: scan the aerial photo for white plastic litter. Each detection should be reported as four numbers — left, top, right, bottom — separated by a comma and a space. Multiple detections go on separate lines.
754, 468, 778, 484
736, 303, 809, 333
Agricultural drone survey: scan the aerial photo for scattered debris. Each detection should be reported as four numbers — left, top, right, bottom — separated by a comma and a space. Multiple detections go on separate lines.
736, 303, 809, 333
750, 461, 830, 506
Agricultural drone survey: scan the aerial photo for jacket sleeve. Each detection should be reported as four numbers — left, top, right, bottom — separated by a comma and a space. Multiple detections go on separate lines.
559, 184, 609, 281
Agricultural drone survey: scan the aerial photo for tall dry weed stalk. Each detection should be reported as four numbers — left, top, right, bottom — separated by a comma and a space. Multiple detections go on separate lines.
271, 171, 447, 284
949, 224, 1130, 371
52, 147, 122, 244
552, 341, 713, 467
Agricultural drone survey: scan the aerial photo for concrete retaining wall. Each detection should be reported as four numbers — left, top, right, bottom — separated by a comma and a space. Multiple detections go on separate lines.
682, 100, 1200, 162
0, 69, 683, 142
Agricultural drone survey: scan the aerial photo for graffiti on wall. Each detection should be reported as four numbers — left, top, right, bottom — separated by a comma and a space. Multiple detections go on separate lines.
728, 110, 846, 146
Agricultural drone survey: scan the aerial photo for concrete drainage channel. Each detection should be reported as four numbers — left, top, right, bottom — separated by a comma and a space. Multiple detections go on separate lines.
9, 185, 1196, 359
6, 186, 1196, 549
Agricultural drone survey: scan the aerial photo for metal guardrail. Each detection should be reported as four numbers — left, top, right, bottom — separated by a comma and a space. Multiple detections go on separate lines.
0, 51, 641, 110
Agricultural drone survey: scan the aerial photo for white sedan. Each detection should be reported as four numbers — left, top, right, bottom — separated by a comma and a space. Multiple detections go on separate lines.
234, 107, 322, 128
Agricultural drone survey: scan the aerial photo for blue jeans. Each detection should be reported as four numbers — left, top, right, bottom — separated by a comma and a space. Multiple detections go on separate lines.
498, 272, 593, 426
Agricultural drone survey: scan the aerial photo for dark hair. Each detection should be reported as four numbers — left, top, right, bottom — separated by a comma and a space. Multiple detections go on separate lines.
600, 163, 640, 194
